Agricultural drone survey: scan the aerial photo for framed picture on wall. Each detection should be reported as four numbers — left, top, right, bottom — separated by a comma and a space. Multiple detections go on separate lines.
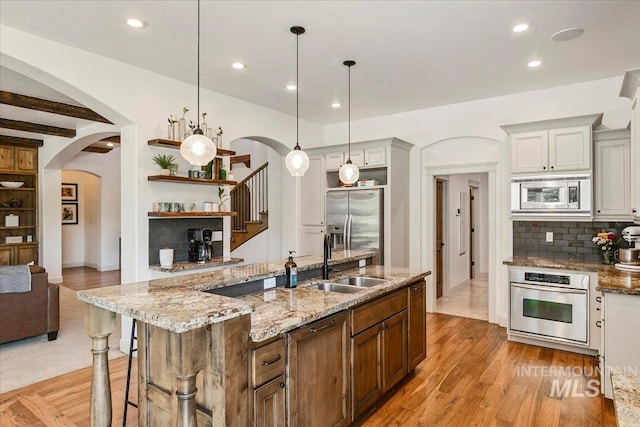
61, 183, 78, 202
62, 203, 78, 225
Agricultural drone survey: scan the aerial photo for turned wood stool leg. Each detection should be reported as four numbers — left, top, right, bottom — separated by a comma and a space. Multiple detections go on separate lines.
84, 304, 116, 427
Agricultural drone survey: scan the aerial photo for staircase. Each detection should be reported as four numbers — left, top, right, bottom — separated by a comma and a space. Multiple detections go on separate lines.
230, 162, 268, 251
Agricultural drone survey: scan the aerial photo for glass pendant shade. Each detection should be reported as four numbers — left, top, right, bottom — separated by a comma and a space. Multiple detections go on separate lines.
285, 146, 310, 177
339, 160, 359, 184
180, 129, 217, 166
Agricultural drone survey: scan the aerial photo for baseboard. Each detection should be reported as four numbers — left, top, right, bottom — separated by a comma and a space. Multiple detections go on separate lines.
61, 262, 84, 268
98, 264, 120, 272
49, 276, 63, 284
447, 280, 468, 295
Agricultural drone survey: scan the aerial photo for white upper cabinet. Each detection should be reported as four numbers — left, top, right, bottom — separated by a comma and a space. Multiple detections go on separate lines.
502, 114, 602, 175
324, 152, 344, 170
325, 147, 386, 170
510, 131, 549, 173
301, 155, 325, 226
364, 146, 386, 167
593, 129, 631, 219
548, 126, 592, 172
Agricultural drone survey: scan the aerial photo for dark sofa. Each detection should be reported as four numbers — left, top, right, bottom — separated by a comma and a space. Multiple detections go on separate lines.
0, 265, 60, 344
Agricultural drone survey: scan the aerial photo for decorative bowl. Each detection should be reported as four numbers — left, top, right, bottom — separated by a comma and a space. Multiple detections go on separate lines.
0, 181, 24, 188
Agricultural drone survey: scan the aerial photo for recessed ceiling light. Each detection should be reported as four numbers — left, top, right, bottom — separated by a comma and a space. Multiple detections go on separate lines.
551, 27, 584, 42
106, 142, 114, 147
332, 102, 341, 108
232, 62, 245, 69
528, 60, 542, 68
286, 84, 297, 91
126, 18, 147, 28
513, 23, 529, 33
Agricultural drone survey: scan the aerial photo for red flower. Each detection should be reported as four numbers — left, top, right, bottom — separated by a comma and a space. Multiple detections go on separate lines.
607, 233, 616, 240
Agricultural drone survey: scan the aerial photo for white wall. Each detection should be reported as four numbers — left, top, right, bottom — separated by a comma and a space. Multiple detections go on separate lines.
1, 25, 322, 288
64, 149, 121, 271
60, 170, 88, 267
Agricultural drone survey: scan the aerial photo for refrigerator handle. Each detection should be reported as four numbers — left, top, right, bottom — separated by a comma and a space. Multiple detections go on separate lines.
347, 214, 353, 251
343, 214, 349, 250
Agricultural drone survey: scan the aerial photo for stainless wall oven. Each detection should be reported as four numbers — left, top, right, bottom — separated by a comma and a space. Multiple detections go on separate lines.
511, 174, 591, 216
509, 268, 589, 346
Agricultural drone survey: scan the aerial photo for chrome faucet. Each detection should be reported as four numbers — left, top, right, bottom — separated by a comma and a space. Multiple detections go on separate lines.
323, 233, 331, 279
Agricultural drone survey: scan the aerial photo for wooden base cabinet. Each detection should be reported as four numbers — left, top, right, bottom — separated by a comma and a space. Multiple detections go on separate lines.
287, 311, 350, 427
254, 375, 286, 427
407, 282, 427, 370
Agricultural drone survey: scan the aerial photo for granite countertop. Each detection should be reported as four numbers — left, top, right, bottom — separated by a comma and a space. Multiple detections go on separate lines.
503, 256, 640, 296
78, 250, 430, 336
611, 369, 640, 427
237, 265, 431, 342
149, 256, 245, 272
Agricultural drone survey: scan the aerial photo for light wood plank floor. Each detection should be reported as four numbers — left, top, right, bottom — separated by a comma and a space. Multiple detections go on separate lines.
60, 267, 121, 291
0, 314, 616, 426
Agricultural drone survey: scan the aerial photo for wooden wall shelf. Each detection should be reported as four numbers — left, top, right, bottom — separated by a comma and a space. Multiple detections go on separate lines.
148, 175, 237, 186
148, 139, 235, 156
0, 187, 35, 192
148, 211, 237, 218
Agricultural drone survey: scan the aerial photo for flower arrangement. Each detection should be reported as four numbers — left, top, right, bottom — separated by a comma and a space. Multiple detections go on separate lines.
592, 231, 620, 251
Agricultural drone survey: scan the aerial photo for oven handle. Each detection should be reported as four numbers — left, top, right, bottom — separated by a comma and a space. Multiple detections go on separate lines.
510, 282, 587, 295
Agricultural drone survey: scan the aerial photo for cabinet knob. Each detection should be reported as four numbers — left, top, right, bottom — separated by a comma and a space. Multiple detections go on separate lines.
542, 166, 546, 170
279, 382, 285, 388
596, 320, 602, 328
550, 166, 554, 169
597, 210, 601, 213
596, 296, 601, 303
633, 209, 637, 213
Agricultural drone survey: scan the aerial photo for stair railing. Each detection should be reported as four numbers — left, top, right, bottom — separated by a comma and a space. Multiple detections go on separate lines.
230, 162, 268, 232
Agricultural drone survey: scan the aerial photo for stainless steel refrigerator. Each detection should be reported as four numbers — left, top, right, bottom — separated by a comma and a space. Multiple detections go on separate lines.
326, 188, 384, 264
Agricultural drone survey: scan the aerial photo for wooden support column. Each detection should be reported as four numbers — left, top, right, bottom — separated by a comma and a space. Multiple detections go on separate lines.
168, 327, 208, 427
84, 303, 116, 427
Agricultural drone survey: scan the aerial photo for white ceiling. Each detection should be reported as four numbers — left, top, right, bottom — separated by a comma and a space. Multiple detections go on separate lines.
1, 0, 639, 126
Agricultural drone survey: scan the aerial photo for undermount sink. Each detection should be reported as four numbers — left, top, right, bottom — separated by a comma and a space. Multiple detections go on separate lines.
307, 283, 364, 294
334, 276, 388, 288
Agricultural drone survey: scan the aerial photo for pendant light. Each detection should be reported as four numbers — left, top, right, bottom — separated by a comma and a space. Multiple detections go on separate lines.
180, 0, 217, 166
338, 60, 359, 185
284, 26, 310, 177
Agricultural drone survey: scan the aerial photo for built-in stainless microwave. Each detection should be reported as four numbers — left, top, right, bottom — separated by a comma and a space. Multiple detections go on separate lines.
511, 174, 591, 215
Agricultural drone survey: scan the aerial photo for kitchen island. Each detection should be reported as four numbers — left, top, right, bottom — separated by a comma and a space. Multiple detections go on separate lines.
78, 251, 430, 426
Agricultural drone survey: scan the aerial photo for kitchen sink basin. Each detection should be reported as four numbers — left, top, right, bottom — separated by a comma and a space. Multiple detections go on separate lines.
334, 276, 388, 288
307, 283, 364, 294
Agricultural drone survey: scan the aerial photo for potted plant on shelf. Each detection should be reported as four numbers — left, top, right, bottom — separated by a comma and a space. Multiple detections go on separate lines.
152, 153, 177, 176
218, 187, 229, 212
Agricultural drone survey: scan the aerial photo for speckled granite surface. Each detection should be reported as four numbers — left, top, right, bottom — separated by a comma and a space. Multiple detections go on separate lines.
611, 369, 640, 427
149, 256, 244, 272
238, 265, 431, 342
504, 256, 640, 295
78, 250, 430, 336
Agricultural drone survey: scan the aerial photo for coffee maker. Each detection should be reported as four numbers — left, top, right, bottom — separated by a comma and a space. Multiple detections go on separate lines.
188, 228, 213, 263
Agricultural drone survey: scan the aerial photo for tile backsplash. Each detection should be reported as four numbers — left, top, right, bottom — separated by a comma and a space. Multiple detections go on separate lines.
513, 221, 634, 262
149, 218, 223, 265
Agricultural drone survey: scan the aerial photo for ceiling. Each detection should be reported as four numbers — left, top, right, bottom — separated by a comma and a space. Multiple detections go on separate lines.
1, 0, 639, 128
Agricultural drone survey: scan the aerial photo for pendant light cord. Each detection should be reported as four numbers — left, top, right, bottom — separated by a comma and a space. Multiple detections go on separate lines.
296, 31, 299, 149
348, 64, 351, 160
196, 0, 201, 128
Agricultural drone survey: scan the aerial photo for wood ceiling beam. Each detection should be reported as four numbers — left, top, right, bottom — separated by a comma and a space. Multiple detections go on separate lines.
0, 135, 44, 148
0, 91, 112, 124
82, 146, 112, 154
99, 135, 120, 143
0, 118, 76, 138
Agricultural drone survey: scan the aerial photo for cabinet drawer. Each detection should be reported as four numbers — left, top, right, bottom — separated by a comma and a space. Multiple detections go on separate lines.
351, 288, 407, 336
252, 339, 285, 387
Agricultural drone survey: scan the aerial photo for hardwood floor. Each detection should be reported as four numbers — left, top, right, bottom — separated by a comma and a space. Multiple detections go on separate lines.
0, 314, 616, 426
60, 267, 121, 291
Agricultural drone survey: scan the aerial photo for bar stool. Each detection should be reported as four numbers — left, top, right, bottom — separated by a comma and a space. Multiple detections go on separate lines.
123, 320, 138, 426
